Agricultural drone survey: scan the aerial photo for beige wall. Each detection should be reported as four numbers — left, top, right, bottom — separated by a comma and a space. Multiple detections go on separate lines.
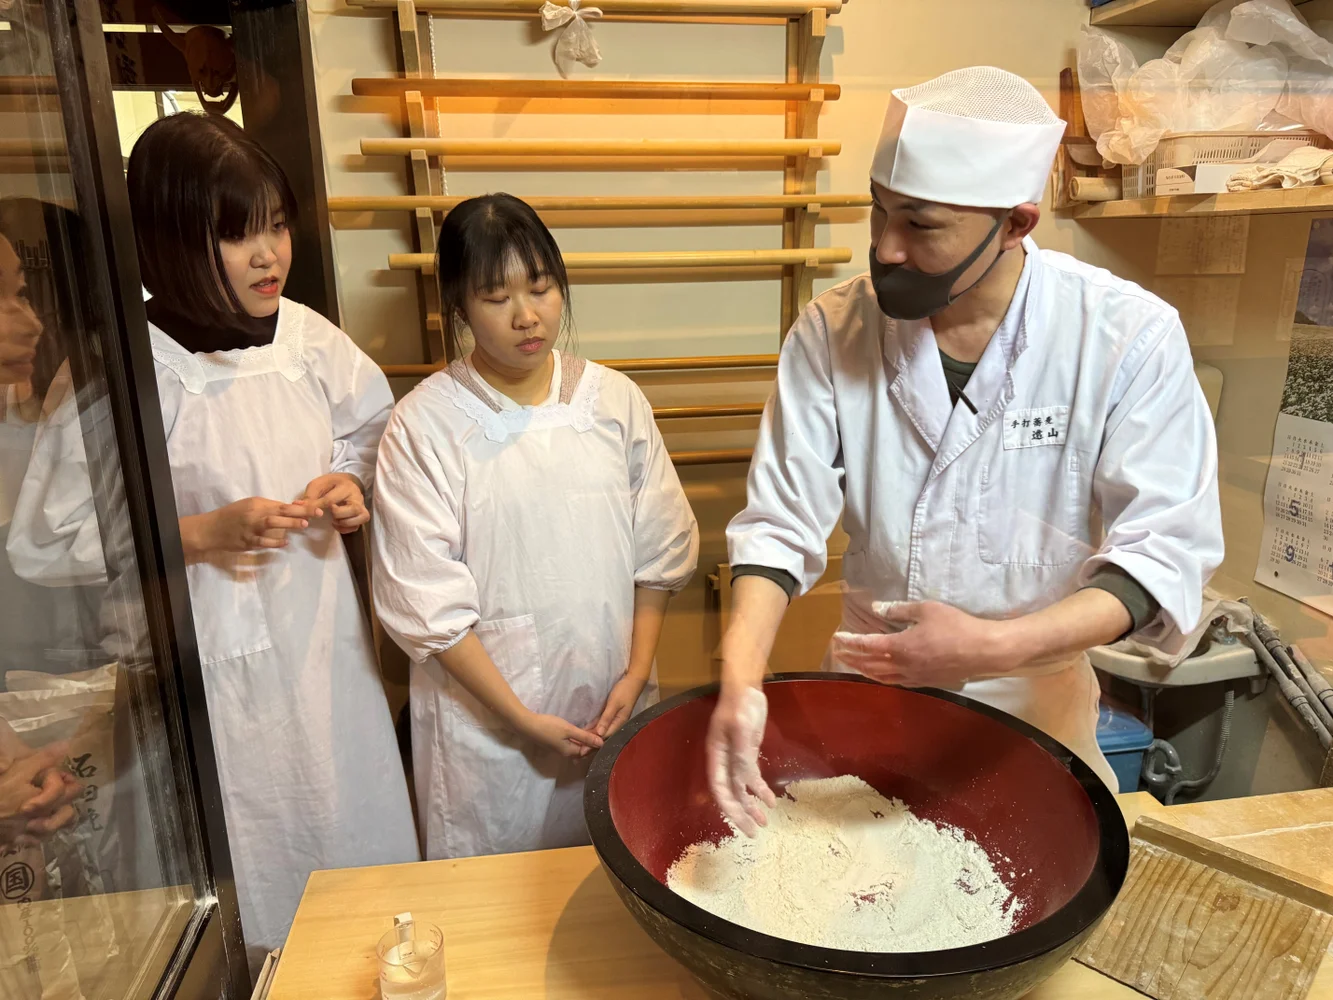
307, 0, 1333, 695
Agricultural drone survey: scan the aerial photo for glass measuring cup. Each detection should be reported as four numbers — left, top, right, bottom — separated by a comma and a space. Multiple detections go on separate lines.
376, 917, 446, 1000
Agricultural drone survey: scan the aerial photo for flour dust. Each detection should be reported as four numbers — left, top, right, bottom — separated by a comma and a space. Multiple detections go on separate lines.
666, 774, 1022, 952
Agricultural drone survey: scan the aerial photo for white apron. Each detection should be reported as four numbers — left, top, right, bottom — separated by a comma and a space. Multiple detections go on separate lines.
730, 241, 1223, 793
372, 352, 699, 860
151, 300, 419, 966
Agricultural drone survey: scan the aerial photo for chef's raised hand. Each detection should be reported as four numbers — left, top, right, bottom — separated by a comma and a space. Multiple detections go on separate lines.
179, 497, 321, 557
301, 473, 368, 534
517, 711, 604, 759
706, 684, 776, 838
833, 600, 1012, 688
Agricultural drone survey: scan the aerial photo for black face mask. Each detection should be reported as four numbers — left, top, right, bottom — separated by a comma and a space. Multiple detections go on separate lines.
869, 214, 1007, 321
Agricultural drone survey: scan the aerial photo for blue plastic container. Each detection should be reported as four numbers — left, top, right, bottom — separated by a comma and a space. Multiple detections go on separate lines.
1096, 701, 1154, 792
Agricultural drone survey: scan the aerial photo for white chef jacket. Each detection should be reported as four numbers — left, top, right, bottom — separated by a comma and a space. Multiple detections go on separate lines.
728, 238, 1223, 788
372, 350, 699, 860
13, 299, 421, 969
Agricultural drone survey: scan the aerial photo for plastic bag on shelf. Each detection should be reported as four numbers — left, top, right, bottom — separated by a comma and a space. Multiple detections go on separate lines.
1078, 25, 1138, 142
1079, 24, 1285, 163
1226, 0, 1333, 65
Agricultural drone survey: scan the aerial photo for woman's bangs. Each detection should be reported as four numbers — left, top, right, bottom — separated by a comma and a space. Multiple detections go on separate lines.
213, 155, 294, 242
466, 224, 561, 296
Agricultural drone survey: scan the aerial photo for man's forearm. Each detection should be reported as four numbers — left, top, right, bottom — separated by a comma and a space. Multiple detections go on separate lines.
720, 574, 791, 688
994, 587, 1131, 671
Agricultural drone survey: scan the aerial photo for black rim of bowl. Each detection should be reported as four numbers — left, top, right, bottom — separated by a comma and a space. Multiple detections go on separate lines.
584, 671, 1130, 980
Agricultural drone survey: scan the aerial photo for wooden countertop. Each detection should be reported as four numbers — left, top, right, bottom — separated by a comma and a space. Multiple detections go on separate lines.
269, 789, 1333, 1000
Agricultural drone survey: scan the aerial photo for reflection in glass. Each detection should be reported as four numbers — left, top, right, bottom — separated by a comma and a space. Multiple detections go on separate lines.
1, 4, 202, 997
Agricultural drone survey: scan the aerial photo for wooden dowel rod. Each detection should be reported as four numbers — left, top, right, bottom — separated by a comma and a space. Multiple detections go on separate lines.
389, 247, 851, 272
654, 403, 765, 419
610, 354, 779, 372
0, 138, 66, 156
381, 353, 778, 378
352, 78, 839, 101
670, 448, 755, 466
329, 193, 870, 212
360, 137, 836, 158
0, 77, 58, 96
349, 0, 844, 13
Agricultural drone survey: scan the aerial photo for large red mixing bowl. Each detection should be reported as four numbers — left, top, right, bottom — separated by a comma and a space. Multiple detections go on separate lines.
584, 674, 1128, 1000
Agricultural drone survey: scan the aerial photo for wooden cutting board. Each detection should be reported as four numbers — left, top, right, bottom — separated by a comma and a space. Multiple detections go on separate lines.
1077, 816, 1333, 1000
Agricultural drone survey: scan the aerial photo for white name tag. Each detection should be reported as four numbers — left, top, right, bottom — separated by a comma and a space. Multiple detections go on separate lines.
1002, 406, 1069, 450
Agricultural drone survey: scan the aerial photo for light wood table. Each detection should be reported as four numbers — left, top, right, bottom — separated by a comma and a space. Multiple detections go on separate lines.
269, 790, 1333, 1000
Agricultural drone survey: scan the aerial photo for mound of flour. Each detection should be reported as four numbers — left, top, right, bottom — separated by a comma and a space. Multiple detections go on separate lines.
666, 775, 1021, 952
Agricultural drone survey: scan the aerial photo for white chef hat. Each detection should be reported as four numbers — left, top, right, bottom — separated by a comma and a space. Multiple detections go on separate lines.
870, 66, 1066, 209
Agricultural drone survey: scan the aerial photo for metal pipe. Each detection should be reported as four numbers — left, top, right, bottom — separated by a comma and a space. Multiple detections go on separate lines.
1254, 613, 1333, 734
1291, 644, 1333, 718
1277, 645, 1333, 734
1244, 627, 1332, 749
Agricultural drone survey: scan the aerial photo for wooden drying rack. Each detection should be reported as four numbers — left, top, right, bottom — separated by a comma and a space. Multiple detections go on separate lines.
342, 0, 860, 465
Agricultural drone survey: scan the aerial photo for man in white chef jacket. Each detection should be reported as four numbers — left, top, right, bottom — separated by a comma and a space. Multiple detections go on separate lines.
707, 66, 1224, 834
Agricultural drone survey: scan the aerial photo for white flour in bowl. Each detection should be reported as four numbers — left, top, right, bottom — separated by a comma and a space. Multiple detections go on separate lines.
666, 775, 1022, 952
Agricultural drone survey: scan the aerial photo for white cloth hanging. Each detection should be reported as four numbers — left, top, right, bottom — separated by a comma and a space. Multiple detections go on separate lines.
540, 0, 603, 77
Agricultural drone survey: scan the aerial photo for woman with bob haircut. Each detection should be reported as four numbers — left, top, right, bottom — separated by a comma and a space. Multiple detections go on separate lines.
126, 112, 418, 969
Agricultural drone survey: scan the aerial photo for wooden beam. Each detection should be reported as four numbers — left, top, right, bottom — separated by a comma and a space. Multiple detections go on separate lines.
782, 5, 827, 334
352, 78, 840, 101
388, 246, 852, 273
397, 0, 422, 77
360, 137, 836, 158
232, 1, 341, 324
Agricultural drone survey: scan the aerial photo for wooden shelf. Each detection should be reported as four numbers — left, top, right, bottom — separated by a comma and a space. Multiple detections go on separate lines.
360, 137, 837, 158
328, 193, 870, 212
352, 78, 839, 101
388, 246, 851, 272
1090, 0, 1309, 27
349, 0, 846, 19
1071, 186, 1333, 219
